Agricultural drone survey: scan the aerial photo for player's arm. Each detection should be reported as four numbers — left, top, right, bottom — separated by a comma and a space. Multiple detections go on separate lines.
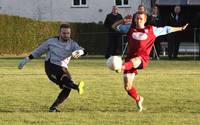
18, 55, 33, 69
171, 23, 188, 32
72, 49, 87, 59
153, 23, 189, 37
71, 42, 87, 59
18, 40, 49, 69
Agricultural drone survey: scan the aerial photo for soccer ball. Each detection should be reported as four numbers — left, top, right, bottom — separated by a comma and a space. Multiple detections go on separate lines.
106, 56, 122, 70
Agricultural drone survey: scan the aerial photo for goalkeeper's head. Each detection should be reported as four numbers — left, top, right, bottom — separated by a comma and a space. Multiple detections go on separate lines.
59, 23, 71, 41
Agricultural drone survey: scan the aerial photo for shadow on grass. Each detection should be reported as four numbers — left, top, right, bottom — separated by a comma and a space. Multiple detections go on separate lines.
155, 56, 200, 61
1, 107, 200, 114
0, 56, 105, 60
0, 108, 134, 113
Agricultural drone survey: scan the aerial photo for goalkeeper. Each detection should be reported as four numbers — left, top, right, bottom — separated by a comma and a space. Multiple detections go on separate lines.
112, 11, 188, 112
18, 24, 87, 112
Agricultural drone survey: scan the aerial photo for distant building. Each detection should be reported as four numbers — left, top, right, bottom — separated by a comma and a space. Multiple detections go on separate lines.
0, 0, 151, 23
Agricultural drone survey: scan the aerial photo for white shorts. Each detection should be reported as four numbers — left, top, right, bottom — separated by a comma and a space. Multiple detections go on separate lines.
123, 73, 136, 79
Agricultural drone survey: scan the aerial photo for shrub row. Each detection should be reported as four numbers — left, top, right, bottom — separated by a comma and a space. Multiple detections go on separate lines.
0, 14, 108, 55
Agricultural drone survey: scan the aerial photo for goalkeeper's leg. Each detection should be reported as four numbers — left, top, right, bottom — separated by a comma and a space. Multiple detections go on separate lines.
60, 75, 84, 95
49, 88, 71, 112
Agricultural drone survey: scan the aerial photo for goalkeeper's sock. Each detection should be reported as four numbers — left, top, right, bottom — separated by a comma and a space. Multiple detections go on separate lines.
128, 87, 140, 102
50, 89, 71, 109
122, 61, 133, 70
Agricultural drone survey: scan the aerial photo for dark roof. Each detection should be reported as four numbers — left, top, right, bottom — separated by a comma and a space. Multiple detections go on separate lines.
156, 0, 200, 5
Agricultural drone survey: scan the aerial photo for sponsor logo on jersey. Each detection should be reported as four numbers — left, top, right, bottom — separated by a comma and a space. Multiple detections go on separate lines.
132, 32, 148, 40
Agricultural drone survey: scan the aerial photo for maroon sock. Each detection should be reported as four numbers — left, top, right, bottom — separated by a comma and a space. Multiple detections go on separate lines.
128, 87, 140, 102
122, 61, 134, 70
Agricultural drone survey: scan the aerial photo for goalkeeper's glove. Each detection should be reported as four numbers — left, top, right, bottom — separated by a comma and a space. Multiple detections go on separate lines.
18, 57, 30, 69
72, 50, 84, 59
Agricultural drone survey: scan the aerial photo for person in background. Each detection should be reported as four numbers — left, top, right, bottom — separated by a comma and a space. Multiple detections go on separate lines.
197, 13, 200, 59
167, 5, 186, 59
149, 5, 163, 59
18, 24, 87, 112
104, 6, 123, 59
132, 4, 150, 27
193, 12, 200, 59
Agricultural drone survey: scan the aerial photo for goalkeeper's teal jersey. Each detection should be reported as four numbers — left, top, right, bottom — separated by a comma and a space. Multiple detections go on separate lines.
31, 37, 84, 68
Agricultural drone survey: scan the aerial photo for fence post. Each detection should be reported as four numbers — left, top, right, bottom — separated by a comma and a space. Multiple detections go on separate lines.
194, 28, 197, 60
121, 34, 127, 57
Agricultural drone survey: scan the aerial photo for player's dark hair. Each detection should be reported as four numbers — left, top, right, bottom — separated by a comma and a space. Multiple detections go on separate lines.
138, 4, 144, 8
60, 23, 70, 31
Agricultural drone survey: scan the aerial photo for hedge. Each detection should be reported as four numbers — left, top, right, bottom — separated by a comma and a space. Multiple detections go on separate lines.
0, 14, 108, 55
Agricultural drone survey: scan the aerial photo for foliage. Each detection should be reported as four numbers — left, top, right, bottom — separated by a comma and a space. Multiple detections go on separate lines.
0, 14, 107, 55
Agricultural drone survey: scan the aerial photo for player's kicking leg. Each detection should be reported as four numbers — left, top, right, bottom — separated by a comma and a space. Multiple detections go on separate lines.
49, 88, 71, 112
49, 80, 84, 112
45, 62, 85, 112
78, 81, 85, 95
116, 57, 141, 73
60, 75, 85, 95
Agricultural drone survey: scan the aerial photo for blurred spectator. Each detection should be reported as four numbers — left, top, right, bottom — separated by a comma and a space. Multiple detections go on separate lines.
149, 6, 163, 59
192, 12, 200, 59
197, 13, 200, 59
104, 6, 123, 59
149, 6, 163, 27
132, 4, 150, 27
167, 5, 186, 59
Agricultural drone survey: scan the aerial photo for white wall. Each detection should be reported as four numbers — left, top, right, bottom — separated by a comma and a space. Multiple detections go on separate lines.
0, 0, 151, 23
0, 0, 52, 20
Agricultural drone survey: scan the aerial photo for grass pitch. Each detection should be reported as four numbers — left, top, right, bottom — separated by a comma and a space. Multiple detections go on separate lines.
0, 57, 200, 125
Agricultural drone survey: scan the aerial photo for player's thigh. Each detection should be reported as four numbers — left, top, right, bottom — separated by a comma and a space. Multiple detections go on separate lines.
130, 57, 142, 69
60, 68, 72, 80
45, 61, 68, 85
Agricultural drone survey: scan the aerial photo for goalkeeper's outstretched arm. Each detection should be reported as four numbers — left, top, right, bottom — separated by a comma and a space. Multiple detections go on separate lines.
18, 54, 34, 69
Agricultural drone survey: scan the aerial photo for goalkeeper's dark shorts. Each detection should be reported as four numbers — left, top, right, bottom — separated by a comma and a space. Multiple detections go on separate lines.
44, 60, 72, 88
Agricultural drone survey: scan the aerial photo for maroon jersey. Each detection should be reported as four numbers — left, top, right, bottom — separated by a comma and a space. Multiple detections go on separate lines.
126, 25, 156, 68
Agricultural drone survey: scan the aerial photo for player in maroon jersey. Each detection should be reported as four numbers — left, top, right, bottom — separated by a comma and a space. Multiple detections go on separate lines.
112, 11, 188, 112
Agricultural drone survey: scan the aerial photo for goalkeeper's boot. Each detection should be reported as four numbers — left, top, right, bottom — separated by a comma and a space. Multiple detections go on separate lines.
78, 81, 84, 95
136, 96, 144, 112
49, 107, 60, 112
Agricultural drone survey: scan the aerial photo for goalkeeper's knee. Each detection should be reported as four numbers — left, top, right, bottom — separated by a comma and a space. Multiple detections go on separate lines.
60, 76, 78, 90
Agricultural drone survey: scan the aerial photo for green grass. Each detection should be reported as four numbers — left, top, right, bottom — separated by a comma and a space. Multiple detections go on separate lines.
0, 57, 200, 125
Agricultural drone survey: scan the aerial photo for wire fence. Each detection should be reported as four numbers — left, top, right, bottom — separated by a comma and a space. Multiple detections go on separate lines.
76, 29, 200, 60
61, 29, 199, 60
0, 29, 199, 59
